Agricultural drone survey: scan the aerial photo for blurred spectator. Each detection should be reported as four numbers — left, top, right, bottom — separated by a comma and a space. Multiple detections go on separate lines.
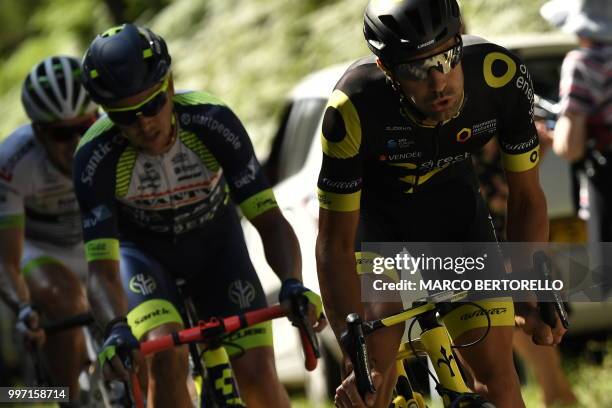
542, 0, 612, 288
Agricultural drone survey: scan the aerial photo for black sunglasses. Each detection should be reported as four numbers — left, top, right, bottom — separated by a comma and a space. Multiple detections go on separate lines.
104, 77, 170, 125
105, 92, 168, 125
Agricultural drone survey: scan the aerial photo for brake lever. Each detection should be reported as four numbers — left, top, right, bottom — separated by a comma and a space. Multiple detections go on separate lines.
533, 251, 570, 330
341, 313, 376, 399
292, 295, 321, 369
117, 345, 143, 408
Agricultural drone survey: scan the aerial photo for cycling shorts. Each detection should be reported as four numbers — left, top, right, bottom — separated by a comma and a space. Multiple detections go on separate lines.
121, 208, 272, 357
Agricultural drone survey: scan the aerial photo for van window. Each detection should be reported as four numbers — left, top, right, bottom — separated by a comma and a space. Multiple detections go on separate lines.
276, 98, 327, 182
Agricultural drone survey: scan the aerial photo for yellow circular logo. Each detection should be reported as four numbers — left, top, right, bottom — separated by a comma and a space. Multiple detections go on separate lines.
456, 128, 472, 143
483, 52, 517, 88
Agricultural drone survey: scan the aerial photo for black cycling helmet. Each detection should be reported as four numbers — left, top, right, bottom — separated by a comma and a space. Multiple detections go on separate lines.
81, 23, 171, 105
364, 0, 462, 65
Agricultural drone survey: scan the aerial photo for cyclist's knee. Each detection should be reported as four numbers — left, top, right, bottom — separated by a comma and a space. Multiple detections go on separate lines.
143, 323, 189, 380
231, 346, 277, 387
149, 345, 190, 380
27, 262, 87, 317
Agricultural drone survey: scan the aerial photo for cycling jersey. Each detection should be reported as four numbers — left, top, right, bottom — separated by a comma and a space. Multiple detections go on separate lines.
73, 91, 278, 261
0, 125, 81, 245
317, 35, 540, 213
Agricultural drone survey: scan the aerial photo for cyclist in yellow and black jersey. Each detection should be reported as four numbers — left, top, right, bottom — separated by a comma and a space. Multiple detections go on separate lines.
316, 1, 566, 407
317, 40, 539, 214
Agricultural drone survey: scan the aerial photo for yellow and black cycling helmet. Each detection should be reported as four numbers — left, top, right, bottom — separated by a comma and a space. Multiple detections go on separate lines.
364, 0, 462, 65
81, 23, 171, 105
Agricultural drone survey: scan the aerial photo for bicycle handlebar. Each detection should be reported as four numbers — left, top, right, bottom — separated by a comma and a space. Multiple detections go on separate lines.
140, 304, 319, 371
41, 312, 94, 335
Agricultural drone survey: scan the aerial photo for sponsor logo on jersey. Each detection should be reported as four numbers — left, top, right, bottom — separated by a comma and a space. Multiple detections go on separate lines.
83, 205, 112, 229
129, 274, 157, 296
380, 151, 423, 161
232, 155, 260, 188
172, 152, 189, 165
320, 177, 361, 190
189, 114, 242, 149
456, 128, 472, 143
171, 152, 203, 181
80, 136, 123, 186
385, 126, 413, 132
138, 162, 162, 190
472, 119, 497, 137
386, 138, 414, 150
516, 64, 535, 105
420, 152, 471, 170
256, 197, 277, 210
132, 181, 222, 210
501, 134, 537, 153
228, 280, 256, 309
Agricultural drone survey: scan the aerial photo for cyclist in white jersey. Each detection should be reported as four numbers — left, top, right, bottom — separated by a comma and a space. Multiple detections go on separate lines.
0, 55, 98, 402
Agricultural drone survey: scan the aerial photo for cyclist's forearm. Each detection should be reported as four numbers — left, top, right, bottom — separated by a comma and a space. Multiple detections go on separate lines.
506, 190, 548, 243
0, 262, 29, 313
87, 260, 129, 329
316, 249, 363, 341
253, 209, 302, 281
0, 228, 28, 312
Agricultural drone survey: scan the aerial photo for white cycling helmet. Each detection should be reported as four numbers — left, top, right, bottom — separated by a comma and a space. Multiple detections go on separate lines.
21, 55, 97, 123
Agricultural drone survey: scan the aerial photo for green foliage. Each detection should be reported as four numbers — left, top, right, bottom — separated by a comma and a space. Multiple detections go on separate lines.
0, 0, 557, 146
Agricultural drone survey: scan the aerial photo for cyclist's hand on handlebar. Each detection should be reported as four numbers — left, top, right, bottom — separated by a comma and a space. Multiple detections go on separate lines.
15, 304, 46, 349
535, 119, 554, 154
515, 301, 566, 346
279, 278, 327, 332
335, 369, 383, 408
98, 321, 142, 381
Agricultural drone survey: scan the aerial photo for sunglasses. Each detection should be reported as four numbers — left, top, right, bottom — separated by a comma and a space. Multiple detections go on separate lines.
394, 37, 463, 81
103, 76, 169, 125
37, 116, 98, 143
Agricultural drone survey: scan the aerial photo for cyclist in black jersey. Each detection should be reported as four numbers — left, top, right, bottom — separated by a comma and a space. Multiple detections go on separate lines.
315, 1, 566, 407
73, 24, 325, 408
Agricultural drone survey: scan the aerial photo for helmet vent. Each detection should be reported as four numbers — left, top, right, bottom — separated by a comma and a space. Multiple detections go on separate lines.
429, 0, 442, 29
404, 10, 426, 37
379, 14, 408, 39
